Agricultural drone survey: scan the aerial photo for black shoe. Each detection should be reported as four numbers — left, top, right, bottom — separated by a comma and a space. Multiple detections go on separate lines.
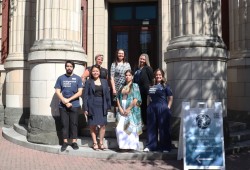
71, 142, 79, 150
61, 142, 68, 152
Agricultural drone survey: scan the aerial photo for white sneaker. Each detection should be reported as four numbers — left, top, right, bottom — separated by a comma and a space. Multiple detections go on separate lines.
143, 148, 150, 152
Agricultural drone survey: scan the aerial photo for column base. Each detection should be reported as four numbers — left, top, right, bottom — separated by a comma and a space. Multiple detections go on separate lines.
27, 115, 62, 145
4, 107, 30, 127
0, 106, 4, 127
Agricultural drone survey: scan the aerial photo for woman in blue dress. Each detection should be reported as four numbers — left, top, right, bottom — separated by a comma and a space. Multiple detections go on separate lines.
144, 68, 173, 152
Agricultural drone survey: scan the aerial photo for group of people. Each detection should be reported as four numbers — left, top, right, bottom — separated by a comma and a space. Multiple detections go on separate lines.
54, 49, 173, 153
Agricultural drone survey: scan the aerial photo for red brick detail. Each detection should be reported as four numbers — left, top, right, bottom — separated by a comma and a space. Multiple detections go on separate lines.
81, 0, 88, 53
1, 0, 9, 64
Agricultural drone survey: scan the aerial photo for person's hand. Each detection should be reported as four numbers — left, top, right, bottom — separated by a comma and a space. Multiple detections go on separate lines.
84, 111, 88, 115
113, 89, 117, 95
119, 108, 125, 115
62, 98, 70, 104
65, 103, 72, 108
124, 108, 131, 116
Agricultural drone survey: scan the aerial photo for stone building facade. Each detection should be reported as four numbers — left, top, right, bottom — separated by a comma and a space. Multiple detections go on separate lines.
0, 0, 249, 145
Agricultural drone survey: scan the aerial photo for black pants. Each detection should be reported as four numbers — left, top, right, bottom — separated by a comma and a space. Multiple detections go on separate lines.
59, 107, 80, 139
141, 89, 148, 125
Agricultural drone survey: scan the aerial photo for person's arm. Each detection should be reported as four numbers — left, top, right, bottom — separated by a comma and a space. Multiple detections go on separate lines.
110, 77, 116, 95
81, 69, 90, 84
165, 85, 173, 109
55, 88, 66, 104
117, 95, 124, 115
167, 96, 173, 109
124, 98, 138, 115
83, 80, 90, 115
64, 77, 83, 104
110, 63, 116, 95
55, 88, 72, 108
147, 66, 154, 86
124, 83, 141, 115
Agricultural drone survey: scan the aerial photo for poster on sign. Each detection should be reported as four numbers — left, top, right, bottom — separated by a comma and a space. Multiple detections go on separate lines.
180, 102, 225, 170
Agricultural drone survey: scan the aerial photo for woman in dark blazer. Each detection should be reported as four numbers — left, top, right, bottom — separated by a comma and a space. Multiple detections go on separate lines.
84, 64, 111, 150
134, 53, 154, 126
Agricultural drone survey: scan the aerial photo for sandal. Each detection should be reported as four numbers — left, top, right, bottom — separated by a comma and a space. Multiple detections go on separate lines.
93, 143, 98, 150
98, 143, 105, 150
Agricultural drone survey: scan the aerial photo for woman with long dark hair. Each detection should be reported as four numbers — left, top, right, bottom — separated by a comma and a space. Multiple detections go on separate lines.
110, 49, 131, 98
144, 68, 173, 152
116, 70, 143, 151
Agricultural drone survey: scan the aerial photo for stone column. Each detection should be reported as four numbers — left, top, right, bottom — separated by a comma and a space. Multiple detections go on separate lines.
27, 0, 86, 144
228, 0, 250, 126
4, 0, 36, 126
0, 65, 6, 127
165, 0, 228, 138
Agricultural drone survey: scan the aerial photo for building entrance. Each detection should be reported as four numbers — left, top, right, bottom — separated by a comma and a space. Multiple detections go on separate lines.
109, 2, 158, 70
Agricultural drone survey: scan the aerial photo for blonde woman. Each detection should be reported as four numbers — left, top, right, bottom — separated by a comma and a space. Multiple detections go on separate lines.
133, 53, 154, 126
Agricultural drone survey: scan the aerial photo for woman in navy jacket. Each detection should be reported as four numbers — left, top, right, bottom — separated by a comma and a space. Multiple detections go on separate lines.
84, 64, 111, 150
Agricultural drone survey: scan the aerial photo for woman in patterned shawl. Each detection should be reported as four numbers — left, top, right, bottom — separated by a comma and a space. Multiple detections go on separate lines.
115, 70, 143, 151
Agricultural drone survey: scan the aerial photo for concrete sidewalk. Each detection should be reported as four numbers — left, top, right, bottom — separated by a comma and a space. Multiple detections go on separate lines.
0, 128, 250, 170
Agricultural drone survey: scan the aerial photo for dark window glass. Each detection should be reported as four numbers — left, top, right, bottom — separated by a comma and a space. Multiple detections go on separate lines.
117, 32, 129, 58
136, 6, 156, 20
112, 7, 132, 20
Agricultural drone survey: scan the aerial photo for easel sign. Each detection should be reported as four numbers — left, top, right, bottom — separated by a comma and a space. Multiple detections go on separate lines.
180, 102, 225, 170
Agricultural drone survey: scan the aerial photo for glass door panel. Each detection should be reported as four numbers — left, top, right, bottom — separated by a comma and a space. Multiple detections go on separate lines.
116, 32, 128, 56
111, 26, 157, 70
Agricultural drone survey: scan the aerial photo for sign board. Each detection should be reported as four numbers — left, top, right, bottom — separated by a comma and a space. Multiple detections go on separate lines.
180, 102, 225, 170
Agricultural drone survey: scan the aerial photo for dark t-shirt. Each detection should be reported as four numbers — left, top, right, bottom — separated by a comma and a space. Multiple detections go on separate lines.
54, 74, 83, 108
148, 84, 173, 104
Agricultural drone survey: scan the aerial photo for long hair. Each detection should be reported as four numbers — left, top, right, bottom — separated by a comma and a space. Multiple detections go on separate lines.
121, 69, 134, 94
115, 49, 127, 66
138, 53, 151, 67
89, 64, 101, 79
153, 68, 166, 87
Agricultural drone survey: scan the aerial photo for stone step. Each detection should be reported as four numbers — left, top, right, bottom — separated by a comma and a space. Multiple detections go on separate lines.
230, 129, 250, 144
79, 123, 147, 139
228, 121, 247, 133
14, 124, 28, 136
226, 140, 250, 154
13, 123, 178, 149
8, 123, 250, 159
2, 127, 178, 160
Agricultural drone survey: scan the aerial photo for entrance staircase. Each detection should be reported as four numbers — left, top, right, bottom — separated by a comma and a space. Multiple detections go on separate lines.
1, 112, 177, 160
2, 113, 250, 160
227, 121, 250, 153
